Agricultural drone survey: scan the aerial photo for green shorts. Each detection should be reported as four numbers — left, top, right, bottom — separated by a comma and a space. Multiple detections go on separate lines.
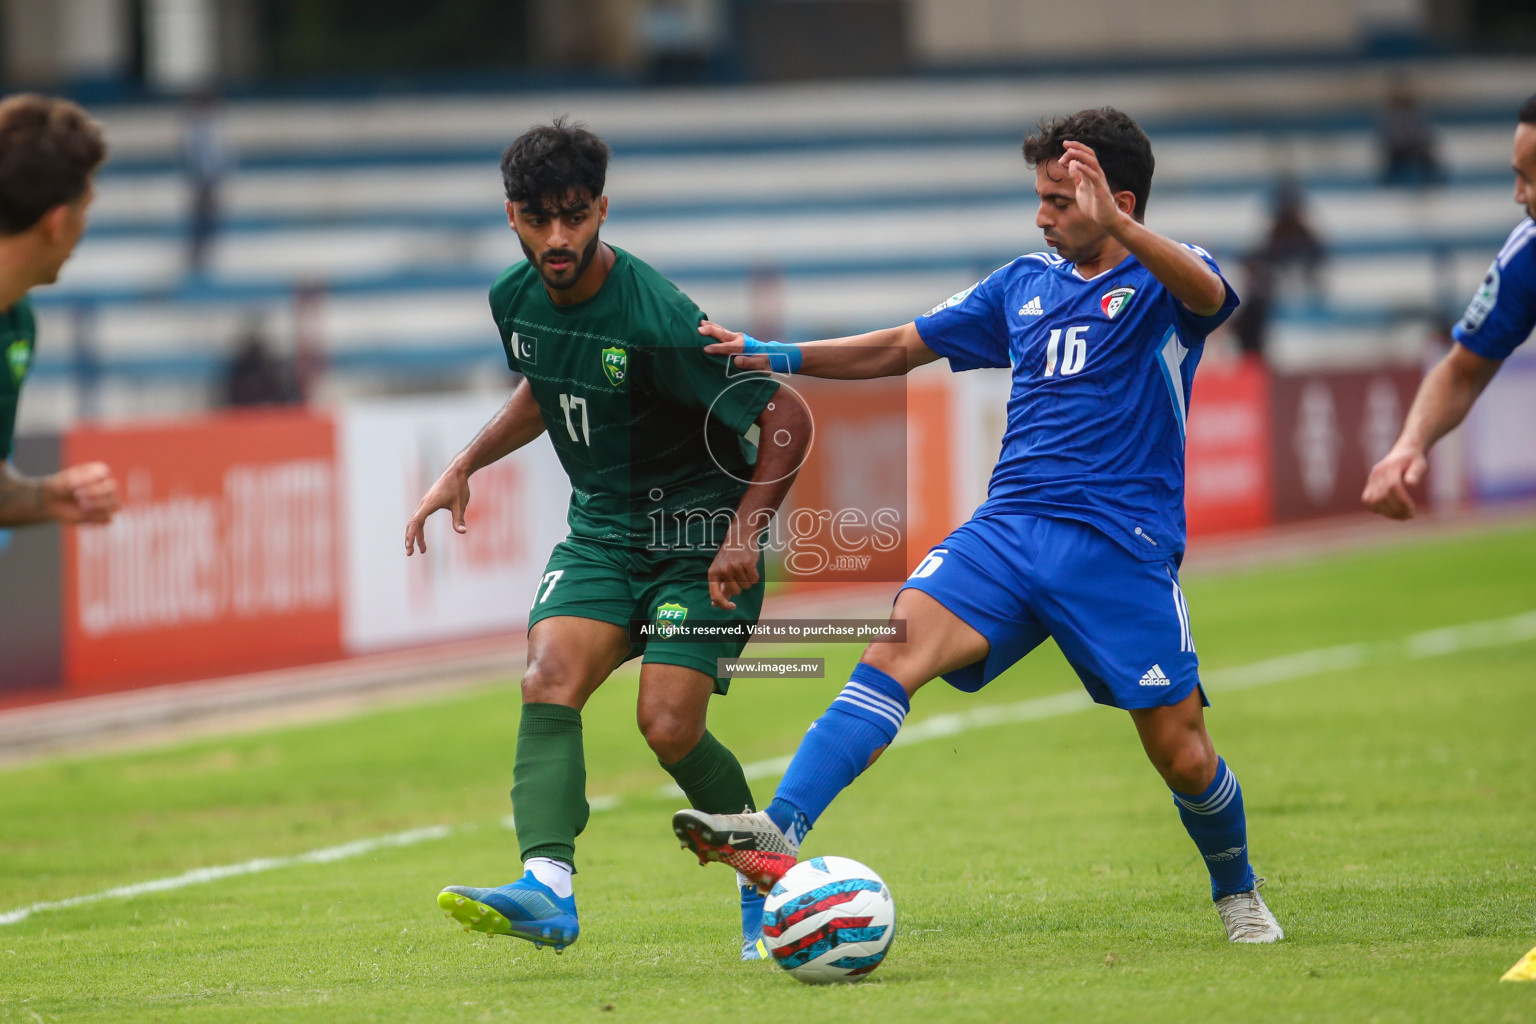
527, 535, 766, 694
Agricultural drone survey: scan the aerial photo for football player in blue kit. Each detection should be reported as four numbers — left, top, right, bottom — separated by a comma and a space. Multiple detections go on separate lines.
672, 107, 1284, 944
1365, 92, 1536, 520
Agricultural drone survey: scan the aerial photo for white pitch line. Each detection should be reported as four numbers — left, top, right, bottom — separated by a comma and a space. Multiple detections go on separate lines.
0, 825, 452, 927
10, 608, 1534, 929
657, 607, 1536, 796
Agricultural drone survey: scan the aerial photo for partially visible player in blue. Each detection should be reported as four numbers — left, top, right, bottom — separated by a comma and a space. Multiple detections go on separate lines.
1365, 92, 1536, 519
672, 108, 1284, 943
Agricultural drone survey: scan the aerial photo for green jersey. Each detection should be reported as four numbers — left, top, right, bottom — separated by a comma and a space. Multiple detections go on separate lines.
0, 296, 36, 460
491, 246, 779, 548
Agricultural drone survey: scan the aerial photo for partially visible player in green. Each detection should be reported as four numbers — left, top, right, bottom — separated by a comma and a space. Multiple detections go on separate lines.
405, 119, 811, 958
0, 94, 118, 528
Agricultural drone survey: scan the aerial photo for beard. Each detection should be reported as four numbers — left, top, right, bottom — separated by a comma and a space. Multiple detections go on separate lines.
1045, 228, 1109, 267
522, 231, 602, 292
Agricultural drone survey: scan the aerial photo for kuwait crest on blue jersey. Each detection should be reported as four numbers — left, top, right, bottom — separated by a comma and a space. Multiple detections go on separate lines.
1100, 287, 1135, 319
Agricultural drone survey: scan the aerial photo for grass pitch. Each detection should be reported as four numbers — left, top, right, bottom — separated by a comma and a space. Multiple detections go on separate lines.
2, 523, 1535, 1023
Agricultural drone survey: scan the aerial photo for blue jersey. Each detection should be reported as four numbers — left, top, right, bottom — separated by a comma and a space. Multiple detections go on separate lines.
914, 248, 1238, 562
1453, 217, 1536, 360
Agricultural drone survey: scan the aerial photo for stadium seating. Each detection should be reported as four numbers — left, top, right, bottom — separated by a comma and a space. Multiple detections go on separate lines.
19, 56, 1536, 427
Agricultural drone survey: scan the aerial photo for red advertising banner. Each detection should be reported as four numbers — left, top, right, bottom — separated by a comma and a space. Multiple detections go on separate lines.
1186, 359, 1273, 537
773, 376, 912, 584
1269, 367, 1426, 523
61, 409, 342, 692
904, 376, 956, 562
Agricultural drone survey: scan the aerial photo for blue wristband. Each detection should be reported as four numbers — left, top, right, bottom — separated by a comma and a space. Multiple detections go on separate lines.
740, 334, 803, 374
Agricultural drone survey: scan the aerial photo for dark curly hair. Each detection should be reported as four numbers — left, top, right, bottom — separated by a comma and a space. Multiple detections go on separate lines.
1022, 107, 1154, 221
0, 94, 107, 235
500, 117, 609, 214
1521, 92, 1536, 125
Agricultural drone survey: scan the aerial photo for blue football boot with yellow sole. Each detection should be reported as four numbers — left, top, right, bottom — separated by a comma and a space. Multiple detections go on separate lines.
438, 872, 579, 952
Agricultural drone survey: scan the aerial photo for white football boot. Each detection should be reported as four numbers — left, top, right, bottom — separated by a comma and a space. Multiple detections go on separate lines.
1215, 879, 1284, 943
672, 808, 799, 894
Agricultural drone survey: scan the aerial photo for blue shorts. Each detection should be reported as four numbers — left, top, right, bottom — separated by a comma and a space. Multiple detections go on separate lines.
900, 513, 1206, 710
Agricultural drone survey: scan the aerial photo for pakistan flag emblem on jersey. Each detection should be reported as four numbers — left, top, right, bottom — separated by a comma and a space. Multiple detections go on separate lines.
655, 601, 688, 638
601, 346, 627, 386
6, 340, 30, 384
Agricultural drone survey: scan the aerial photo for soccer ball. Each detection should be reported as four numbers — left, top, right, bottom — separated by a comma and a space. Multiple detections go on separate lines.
761, 856, 895, 984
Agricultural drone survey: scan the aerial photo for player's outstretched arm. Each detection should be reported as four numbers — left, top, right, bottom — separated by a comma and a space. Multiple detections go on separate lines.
708, 395, 814, 610
405, 377, 546, 554
1061, 140, 1228, 317
0, 460, 120, 527
700, 320, 938, 380
1363, 343, 1500, 520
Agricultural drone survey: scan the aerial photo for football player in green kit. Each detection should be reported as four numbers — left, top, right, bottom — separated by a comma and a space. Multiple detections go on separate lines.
0, 94, 118, 529
406, 119, 811, 958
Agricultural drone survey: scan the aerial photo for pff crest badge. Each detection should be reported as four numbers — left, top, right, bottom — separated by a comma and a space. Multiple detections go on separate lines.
6, 340, 30, 385
1100, 287, 1135, 319
655, 601, 688, 638
601, 346, 627, 386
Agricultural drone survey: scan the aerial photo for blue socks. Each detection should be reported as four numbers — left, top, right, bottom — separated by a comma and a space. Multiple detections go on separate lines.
763, 662, 1255, 906
766, 663, 910, 846
1171, 757, 1256, 900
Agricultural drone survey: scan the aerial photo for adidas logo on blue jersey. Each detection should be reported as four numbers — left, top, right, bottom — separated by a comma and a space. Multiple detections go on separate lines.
1018, 296, 1044, 316
1138, 664, 1171, 686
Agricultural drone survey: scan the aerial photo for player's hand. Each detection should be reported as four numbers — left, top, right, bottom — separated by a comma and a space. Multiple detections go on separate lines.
1061, 141, 1127, 232
700, 321, 773, 372
405, 465, 471, 555
42, 462, 119, 524
1362, 446, 1427, 520
708, 527, 760, 611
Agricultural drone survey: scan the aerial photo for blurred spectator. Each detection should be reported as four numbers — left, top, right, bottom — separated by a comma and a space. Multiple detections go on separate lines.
1228, 253, 1274, 362
223, 323, 297, 407
1378, 81, 1443, 186
182, 90, 231, 276
1261, 178, 1326, 302
642, 0, 720, 84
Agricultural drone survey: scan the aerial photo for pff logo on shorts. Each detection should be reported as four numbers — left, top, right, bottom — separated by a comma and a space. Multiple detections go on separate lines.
602, 346, 627, 386
655, 601, 688, 638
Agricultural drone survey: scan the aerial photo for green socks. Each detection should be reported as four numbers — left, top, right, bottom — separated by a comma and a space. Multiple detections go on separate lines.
511, 709, 752, 870
660, 730, 755, 814
511, 702, 589, 868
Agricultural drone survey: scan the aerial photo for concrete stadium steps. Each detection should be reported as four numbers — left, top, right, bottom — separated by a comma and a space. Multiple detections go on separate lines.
15, 59, 1534, 434
30, 246, 1479, 385
84, 125, 1518, 231
47, 183, 1522, 295
84, 57, 1536, 164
